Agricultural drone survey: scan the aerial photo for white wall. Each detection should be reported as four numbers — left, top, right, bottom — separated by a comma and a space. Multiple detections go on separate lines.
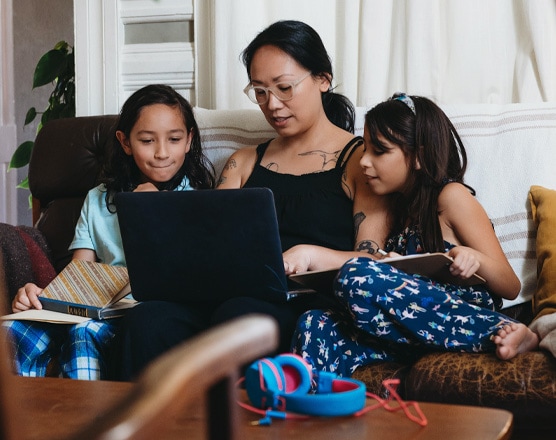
10, 0, 74, 226
0, 0, 17, 225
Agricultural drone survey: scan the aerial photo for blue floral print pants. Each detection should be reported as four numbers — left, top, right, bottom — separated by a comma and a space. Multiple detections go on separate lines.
292, 257, 517, 377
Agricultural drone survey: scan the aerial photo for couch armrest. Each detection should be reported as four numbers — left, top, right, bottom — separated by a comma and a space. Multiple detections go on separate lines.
0, 223, 56, 308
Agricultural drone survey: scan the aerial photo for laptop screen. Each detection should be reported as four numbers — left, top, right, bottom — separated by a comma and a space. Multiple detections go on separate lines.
115, 188, 289, 304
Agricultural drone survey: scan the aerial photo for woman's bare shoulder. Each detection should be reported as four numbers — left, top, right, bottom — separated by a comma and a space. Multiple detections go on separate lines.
217, 145, 259, 188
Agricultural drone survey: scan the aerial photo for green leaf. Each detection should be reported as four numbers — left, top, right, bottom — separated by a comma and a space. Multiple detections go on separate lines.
17, 177, 30, 190
8, 141, 34, 170
10, 40, 75, 196
24, 107, 37, 125
33, 49, 67, 88
53, 41, 70, 52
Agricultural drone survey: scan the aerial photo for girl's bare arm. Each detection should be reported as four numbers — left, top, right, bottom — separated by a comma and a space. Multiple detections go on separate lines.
440, 183, 520, 299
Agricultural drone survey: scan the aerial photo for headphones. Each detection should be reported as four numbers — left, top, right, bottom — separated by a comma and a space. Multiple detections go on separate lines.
244, 353, 367, 418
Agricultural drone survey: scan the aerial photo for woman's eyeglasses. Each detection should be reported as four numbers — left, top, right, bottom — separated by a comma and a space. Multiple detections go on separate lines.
243, 72, 312, 105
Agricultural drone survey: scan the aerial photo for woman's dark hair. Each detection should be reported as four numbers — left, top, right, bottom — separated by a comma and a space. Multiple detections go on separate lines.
365, 94, 474, 253
241, 20, 355, 133
100, 84, 215, 211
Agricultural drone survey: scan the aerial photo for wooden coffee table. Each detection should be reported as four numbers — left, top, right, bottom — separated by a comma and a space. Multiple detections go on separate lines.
15, 377, 512, 440
236, 395, 513, 440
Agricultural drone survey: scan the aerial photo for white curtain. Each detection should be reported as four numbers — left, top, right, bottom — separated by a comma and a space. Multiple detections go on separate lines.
195, 0, 556, 109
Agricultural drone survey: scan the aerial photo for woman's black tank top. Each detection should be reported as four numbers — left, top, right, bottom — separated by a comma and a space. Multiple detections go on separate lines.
244, 137, 363, 252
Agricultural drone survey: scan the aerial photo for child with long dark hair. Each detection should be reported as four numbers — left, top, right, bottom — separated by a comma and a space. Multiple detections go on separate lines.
5, 84, 214, 379
292, 93, 539, 377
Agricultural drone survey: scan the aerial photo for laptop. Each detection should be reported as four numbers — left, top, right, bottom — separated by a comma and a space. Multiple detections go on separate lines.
115, 188, 290, 304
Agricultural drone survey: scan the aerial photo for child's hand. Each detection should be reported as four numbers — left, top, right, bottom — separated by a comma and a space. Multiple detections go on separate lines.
12, 283, 43, 312
447, 246, 480, 280
133, 182, 159, 192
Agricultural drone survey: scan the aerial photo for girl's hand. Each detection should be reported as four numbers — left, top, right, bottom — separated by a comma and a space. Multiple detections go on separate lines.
283, 245, 313, 275
133, 182, 159, 192
12, 283, 43, 312
447, 246, 481, 280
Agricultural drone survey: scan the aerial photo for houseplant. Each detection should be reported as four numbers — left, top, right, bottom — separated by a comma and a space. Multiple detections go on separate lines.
8, 40, 75, 192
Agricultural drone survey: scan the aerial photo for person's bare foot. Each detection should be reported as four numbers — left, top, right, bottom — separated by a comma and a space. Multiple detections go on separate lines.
493, 322, 539, 360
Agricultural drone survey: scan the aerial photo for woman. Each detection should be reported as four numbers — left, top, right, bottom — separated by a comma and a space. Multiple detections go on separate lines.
118, 21, 387, 380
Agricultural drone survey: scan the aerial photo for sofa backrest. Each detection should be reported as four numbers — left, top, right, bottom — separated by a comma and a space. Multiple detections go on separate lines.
442, 103, 556, 308
30, 115, 119, 272
29, 103, 556, 308
29, 110, 274, 272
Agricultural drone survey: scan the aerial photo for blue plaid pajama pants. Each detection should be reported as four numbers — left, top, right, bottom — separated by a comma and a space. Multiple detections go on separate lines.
292, 257, 518, 377
2, 319, 117, 380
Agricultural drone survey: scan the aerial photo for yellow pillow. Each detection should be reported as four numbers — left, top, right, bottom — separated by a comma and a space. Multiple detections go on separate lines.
529, 185, 556, 318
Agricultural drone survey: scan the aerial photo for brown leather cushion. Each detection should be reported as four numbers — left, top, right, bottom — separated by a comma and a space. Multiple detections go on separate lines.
405, 351, 556, 426
351, 362, 411, 398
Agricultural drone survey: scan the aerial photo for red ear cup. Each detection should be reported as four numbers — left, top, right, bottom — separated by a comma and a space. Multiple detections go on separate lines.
272, 354, 313, 394
245, 353, 312, 409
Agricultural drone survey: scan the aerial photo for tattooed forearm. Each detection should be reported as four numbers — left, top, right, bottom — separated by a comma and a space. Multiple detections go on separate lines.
353, 211, 365, 239
355, 240, 381, 255
354, 211, 383, 255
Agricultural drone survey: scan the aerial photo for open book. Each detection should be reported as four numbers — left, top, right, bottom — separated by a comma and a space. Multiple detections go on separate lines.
2, 260, 136, 324
289, 253, 487, 293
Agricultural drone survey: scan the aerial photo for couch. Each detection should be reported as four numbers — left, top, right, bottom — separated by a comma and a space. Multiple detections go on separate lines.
1, 102, 556, 438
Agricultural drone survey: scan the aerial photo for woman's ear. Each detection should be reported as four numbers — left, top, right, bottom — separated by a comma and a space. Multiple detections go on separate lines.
116, 131, 132, 156
318, 73, 332, 92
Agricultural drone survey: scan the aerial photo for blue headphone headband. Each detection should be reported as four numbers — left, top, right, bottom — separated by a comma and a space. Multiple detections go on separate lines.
245, 354, 367, 417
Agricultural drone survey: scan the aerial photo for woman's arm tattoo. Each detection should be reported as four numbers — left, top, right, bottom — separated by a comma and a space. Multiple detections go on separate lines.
354, 211, 381, 255
355, 240, 381, 255
353, 211, 365, 239
217, 158, 237, 186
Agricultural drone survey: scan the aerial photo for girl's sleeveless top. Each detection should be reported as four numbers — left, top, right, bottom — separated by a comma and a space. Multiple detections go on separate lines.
244, 137, 362, 252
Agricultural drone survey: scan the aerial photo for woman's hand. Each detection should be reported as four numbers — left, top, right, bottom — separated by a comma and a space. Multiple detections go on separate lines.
12, 283, 43, 312
447, 246, 481, 280
282, 245, 314, 275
